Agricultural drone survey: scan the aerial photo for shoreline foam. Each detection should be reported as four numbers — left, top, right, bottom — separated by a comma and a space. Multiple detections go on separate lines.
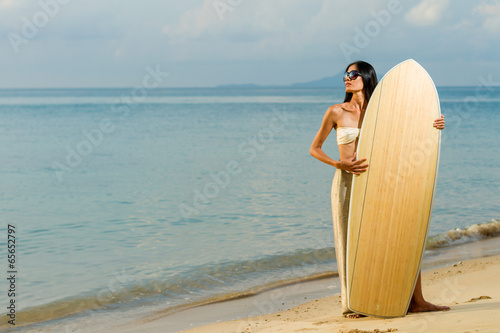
426, 218, 500, 249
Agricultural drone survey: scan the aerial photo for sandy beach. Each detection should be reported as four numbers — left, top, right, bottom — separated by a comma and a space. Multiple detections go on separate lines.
187, 256, 500, 333
6, 236, 499, 333
110, 251, 500, 333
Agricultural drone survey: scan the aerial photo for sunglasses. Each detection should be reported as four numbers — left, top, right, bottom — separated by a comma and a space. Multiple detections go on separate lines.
343, 70, 362, 81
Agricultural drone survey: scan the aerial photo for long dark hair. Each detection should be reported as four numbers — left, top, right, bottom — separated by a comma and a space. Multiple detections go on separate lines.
343, 60, 378, 103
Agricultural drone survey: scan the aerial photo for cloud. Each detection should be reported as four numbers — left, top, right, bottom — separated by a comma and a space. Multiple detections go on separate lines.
162, 0, 315, 42
0, 0, 15, 9
0, 0, 32, 28
160, 0, 393, 63
474, 2, 500, 32
161, 0, 329, 61
162, 0, 222, 40
405, 0, 450, 26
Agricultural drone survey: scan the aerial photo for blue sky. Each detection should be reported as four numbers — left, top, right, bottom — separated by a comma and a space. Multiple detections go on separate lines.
1, 0, 499, 88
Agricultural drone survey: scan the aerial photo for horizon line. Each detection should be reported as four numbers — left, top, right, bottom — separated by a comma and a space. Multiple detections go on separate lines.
0, 84, 491, 90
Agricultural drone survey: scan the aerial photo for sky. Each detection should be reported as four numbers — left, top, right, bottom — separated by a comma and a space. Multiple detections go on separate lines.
1, 0, 499, 88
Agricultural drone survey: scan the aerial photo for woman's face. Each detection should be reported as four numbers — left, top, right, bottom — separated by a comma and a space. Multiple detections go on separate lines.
344, 64, 364, 94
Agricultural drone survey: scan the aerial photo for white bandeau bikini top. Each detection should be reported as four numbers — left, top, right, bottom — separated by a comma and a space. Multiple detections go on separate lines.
336, 127, 360, 145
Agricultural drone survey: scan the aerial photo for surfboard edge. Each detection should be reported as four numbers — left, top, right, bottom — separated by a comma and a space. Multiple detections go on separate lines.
401, 62, 442, 316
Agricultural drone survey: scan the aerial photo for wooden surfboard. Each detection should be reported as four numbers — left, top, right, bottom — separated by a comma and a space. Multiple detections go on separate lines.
346, 59, 441, 318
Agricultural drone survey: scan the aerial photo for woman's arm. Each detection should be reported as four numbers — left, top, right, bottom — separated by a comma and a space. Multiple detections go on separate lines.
309, 106, 341, 168
309, 106, 368, 174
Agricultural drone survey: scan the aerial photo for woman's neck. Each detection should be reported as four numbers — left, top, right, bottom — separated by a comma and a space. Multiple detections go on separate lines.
349, 91, 366, 112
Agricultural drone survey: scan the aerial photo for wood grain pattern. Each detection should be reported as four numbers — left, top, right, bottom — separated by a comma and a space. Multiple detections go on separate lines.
346, 59, 441, 318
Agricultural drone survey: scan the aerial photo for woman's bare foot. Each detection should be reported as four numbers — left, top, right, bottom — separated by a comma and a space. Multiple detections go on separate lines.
409, 271, 451, 313
409, 299, 450, 313
345, 313, 366, 319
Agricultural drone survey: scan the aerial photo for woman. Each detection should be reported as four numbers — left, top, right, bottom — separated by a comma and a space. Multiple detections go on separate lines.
309, 60, 449, 318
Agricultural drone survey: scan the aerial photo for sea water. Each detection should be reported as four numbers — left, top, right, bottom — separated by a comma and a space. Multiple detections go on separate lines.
0, 86, 498, 331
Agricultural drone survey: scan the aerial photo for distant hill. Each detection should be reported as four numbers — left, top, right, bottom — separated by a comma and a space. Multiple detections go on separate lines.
214, 83, 262, 89
290, 73, 345, 88
215, 73, 345, 89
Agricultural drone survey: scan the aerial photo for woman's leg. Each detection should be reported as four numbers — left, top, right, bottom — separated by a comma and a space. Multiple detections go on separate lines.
409, 271, 450, 312
331, 169, 354, 316
332, 169, 448, 316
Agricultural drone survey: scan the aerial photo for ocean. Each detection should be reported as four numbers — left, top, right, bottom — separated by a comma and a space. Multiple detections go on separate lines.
0, 86, 499, 332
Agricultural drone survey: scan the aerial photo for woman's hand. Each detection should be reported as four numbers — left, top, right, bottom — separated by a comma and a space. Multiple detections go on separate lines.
433, 114, 445, 130
338, 152, 369, 175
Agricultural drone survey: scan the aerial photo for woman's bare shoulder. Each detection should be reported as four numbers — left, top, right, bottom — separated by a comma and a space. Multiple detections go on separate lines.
327, 103, 346, 115
327, 103, 350, 119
